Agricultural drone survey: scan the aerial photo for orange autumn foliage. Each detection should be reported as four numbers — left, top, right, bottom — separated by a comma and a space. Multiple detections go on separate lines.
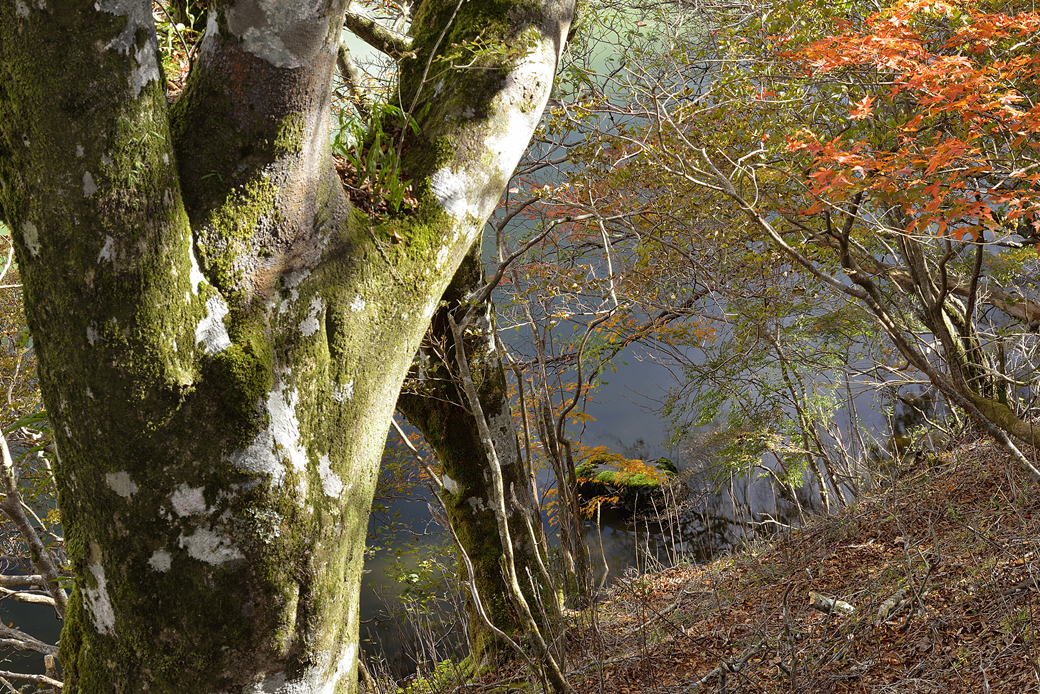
784, 0, 1040, 239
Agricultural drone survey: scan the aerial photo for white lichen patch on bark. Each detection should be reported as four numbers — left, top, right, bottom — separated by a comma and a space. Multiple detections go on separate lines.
331, 380, 353, 402
98, 235, 114, 263
278, 290, 298, 314
21, 221, 40, 257
349, 295, 366, 312
284, 268, 311, 289
82, 562, 116, 635
429, 167, 469, 220
299, 296, 323, 337
105, 471, 138, 498
245, 506, 282, 545
430, 40, 556, 225
178, 526, 243, 566
225, 0, 331, 69
237, 642, 356, 694
321, 643, 358, 694
488, 407, 517, 467
14, 0, 29, 17
96, 0, 161, 96
423, 295, 439, 321
278, 269, 310, 313
83, 171, 97, 197
243, 669, 315, 694
170, 483, 209, 516
86, 323, 99, 346
196, 294, 232, 355
148, 549, 172, 572
481, 301, 496, 352
131, 39, 161, 95
188, 241, 207, 296
228, 380, 307, 488
441, 474, 458, 494
317, 454, 344, 498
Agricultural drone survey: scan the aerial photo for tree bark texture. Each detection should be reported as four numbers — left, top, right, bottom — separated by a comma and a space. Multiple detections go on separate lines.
0, 1, 574, 692
397, 247, 550, 670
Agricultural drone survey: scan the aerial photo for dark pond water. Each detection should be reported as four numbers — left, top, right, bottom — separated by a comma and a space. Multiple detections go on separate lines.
0, 585, 62, 678
355, 343, 826, 678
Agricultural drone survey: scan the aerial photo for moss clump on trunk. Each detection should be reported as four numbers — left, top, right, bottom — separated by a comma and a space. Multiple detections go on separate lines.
0, 1, 575, 691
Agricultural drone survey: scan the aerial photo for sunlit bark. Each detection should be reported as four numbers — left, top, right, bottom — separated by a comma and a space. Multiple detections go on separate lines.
0, 1, 574, 691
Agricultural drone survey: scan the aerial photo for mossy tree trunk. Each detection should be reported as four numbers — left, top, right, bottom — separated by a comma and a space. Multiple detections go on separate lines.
0, 1, 574, 692
398, 246, 553, 671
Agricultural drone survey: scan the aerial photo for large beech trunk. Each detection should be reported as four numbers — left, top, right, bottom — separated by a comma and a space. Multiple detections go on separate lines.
0, 1, 574, 692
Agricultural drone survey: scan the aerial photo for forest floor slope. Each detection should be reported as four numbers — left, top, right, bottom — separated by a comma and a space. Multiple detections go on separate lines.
485, 437, 1040, 693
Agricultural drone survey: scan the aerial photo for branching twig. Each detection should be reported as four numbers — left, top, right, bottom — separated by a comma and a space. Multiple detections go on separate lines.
0, 670, 62, 689
336, 45, 373, 118
0, 622, 58, 657
782, 584, 798, 691
0, 586, 56, 606
343, 9, 414, 60
448, 310, 571, 693
688, 641, 766, 693
0, 433, 67, 618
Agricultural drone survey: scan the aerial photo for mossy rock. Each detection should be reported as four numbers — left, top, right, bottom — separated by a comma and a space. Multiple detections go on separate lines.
574, 456, 678, 513
653, 457, 679, 475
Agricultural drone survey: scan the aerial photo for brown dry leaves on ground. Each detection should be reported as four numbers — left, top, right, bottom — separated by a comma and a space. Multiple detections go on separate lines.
492, 438, 1040, 693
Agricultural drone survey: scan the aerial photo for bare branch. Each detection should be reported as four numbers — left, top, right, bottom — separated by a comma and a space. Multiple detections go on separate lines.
336, 45, 373, 118
343, 9, 414, 60
0, 586, 56, 606
0, 670, 62, 689
0, 623, 58, 657
0, 433, 67, 618
0, 574, 45, 588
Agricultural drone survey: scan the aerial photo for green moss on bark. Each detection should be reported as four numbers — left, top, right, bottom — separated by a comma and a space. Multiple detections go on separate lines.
274, 113, 306, 155
193, 175, 281, 294
402, 0, 545, 190
5, 1, 572, 691
205, 338, 275, 444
